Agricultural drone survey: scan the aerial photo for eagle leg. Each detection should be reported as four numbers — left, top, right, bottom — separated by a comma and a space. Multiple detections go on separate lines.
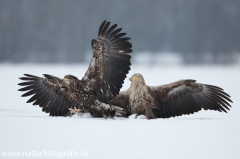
111, 105, 127, 117
69, 107, 84, 116
83, 97, 116, 118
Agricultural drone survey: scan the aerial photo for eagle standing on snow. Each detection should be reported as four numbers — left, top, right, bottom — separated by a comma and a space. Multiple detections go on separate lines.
110, 73, 232, 119
18, 20, 132, 118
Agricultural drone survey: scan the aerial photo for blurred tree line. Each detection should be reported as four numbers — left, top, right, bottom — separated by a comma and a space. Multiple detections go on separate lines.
0, 0, 239, 64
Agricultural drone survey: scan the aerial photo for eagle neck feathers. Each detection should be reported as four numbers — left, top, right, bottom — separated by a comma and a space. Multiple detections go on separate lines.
129, 81, 149, 114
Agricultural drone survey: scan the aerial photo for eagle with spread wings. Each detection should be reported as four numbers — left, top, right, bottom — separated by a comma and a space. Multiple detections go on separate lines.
18, 20, 132, 118
109, 73, 232, 119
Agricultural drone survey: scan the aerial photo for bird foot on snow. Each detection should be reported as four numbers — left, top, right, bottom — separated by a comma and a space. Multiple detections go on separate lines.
69, 107, 83, 116
111, 105, 127, 117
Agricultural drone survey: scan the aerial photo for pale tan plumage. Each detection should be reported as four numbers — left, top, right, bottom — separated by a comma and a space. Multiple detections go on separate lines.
110, 73, 233, 119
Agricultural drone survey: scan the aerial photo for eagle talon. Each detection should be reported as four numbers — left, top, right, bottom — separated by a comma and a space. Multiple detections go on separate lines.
111, 105, 127, 117
69, 107, 83, 116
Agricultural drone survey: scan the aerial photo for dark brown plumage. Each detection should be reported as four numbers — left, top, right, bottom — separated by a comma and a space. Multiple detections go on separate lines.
109, 73, 233, 119
18, 20, 132, 118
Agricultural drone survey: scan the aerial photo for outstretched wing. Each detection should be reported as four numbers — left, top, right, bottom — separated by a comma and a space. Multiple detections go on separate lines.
18, 74, 73, 116
82, 20, 132, 103
149, 79, 232, 118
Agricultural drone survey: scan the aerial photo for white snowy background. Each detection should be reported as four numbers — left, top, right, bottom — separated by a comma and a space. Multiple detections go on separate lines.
0, 61, 239, 159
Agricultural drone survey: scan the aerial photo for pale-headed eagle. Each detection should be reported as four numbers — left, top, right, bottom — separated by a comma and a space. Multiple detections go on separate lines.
109, 73, 232, 119
18, 20, 132, 118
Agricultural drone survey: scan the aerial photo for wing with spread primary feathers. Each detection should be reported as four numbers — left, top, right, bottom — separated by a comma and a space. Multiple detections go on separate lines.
149, 80, 232, 118
18, 74, 73, 116
82, 20, 132, 103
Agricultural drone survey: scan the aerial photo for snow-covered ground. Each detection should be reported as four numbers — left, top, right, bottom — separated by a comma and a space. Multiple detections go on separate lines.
0, 63, 239, 159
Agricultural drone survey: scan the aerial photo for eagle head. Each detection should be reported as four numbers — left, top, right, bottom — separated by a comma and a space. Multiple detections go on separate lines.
129, 73, 145, 83
60, 75, 79, 92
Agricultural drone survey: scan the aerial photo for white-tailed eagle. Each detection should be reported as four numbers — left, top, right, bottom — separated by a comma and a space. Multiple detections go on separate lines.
18, 20, 132, 118
109, 73, 232, 119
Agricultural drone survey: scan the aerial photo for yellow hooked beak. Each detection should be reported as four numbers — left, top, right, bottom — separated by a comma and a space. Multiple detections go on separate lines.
133, 76, 138, 82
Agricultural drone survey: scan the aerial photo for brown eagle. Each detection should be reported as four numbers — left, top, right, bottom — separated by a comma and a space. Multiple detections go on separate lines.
18, 20, 132, 118
109, 73, 232, 119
